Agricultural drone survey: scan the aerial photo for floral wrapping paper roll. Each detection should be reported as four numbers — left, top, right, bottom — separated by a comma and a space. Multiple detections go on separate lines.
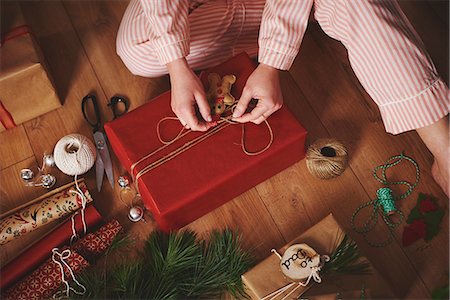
0, 181, 93, 245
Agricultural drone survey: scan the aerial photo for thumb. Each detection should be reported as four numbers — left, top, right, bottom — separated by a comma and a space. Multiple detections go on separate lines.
233, 88, 253, 118
195, 90, 212, 122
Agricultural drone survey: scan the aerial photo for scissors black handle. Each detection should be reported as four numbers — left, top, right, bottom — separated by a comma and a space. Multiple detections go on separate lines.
108, 96, 130, 119
81, 94, 101, 132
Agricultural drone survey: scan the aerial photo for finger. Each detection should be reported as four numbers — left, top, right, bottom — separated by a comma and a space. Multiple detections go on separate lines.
233, 88, 253, 118
182, 106, 209, 132
233, 105, 266, 123
252, 115, 266, 125
195, 91, 212, 122
177, 116, 187, 127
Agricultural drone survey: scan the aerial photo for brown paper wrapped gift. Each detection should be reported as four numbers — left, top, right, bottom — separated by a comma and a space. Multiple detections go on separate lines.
242, 214, 393, 299
0, 25, 61, 131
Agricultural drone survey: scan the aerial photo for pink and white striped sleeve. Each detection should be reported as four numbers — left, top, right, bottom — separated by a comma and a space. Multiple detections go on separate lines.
258, 0, 314, 70
139, 0, 190, 65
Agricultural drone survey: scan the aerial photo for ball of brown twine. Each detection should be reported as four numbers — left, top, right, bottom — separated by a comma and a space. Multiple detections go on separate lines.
306, 139, 348, 179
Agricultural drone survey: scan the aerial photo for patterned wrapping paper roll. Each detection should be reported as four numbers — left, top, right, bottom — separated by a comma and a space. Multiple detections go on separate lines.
3, 247, 90, 300
0, 181, 93, 245
0, 204, 103, 291
2, 219, 123, 300
72, 219, 123, 262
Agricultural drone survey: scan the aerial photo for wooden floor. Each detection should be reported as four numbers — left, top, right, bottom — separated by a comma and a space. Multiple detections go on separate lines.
1, 1, 448, 298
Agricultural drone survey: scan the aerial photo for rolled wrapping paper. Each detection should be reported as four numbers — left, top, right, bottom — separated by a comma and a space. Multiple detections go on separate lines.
72, 219, 122, 262
3, 247, 90, 300
0, 180, 93, 245
0, 205, 103, 290
2, 219, 122, 300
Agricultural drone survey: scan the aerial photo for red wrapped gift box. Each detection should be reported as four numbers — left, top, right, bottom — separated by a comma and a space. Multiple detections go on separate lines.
105, 52, 307, 231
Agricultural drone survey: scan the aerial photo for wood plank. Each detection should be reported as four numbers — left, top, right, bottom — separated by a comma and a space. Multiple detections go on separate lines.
23, 110, 72, 188
187, 189, 285, 261
0, 126, 34, 170
0, 157, 42, 214
61, 0, 170, 110
289, 26, 447, 297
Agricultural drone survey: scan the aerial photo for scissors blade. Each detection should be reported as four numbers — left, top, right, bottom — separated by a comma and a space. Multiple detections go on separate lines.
95, 148, 105, 192
93, 131, 114, 189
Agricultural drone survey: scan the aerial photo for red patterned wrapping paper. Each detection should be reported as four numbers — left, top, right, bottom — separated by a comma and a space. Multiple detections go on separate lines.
0, 204, 103, 290
3, 248, 89, 300
72, 219, 122, 262
105, 52, 308, 231
0, 181, 93, 245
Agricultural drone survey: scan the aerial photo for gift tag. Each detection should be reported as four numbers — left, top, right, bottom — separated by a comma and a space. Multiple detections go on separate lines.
280, 243, 321, 281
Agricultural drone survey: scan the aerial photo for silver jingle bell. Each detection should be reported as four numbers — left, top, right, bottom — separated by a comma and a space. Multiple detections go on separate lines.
41, 174, 56, 189
20, 169, 34, 181
44, 154, 55, 167
128, 206, 144, 222
118, 175, 130, 188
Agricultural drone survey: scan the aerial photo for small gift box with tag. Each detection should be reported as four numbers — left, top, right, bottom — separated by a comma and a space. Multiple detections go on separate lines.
242, 214, 394, 299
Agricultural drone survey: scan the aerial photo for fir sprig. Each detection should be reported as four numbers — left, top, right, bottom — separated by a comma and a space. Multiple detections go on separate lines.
73, 229, 252, 299
322, 234, 371, 275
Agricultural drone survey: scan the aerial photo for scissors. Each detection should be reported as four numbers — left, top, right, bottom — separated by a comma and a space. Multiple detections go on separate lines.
81, 94, 129, 191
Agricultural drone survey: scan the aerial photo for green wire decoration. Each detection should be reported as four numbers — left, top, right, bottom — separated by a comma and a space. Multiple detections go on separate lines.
351, 153, 420, 247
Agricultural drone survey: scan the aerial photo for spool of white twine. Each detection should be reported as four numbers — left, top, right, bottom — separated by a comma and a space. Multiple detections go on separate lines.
54, 134, 96, 176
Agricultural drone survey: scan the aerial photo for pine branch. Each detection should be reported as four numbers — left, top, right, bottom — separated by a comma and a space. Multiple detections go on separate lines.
322, 234, 371, 275
73, 229, 253, 299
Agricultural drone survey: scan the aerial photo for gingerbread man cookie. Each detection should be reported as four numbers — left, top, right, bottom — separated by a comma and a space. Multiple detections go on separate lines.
206, 73, 236, 115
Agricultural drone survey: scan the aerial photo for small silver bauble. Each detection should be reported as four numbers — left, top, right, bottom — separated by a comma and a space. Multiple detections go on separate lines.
118, 175, 130, 188
44, 154, 55, 167
20, 169, 34, 181
128, 206, 144, 222
41, 174, 56, 189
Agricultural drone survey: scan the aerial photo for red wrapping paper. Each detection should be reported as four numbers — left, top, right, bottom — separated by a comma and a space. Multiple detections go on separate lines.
3, 248, 89, 300
72, 219, 122, 262
0, 205, 102, 290
105, 52, 307, 231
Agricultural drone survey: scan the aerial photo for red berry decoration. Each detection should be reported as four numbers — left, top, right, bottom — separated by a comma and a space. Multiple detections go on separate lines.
419, 198, 438, 213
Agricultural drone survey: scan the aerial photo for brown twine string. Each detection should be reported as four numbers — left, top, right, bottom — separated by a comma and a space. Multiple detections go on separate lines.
131, 111, 273, 193
306, 138, 348, 179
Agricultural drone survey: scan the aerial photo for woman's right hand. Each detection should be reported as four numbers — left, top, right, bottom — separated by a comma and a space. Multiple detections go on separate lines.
167, 58, 214, 131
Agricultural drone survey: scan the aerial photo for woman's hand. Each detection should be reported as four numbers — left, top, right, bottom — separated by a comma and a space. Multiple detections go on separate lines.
232, 63, 283, 124
167, 58, 214, 131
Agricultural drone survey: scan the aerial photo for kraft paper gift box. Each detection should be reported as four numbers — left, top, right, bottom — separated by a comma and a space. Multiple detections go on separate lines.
0, 25, 61, 131
105, 52, 308, 232
242, 214, 394, 299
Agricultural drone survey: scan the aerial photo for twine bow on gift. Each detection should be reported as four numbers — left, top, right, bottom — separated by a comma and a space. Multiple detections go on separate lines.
130, 105, 273, 193
351, 153, 420, 247
51, 248, 86, 299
